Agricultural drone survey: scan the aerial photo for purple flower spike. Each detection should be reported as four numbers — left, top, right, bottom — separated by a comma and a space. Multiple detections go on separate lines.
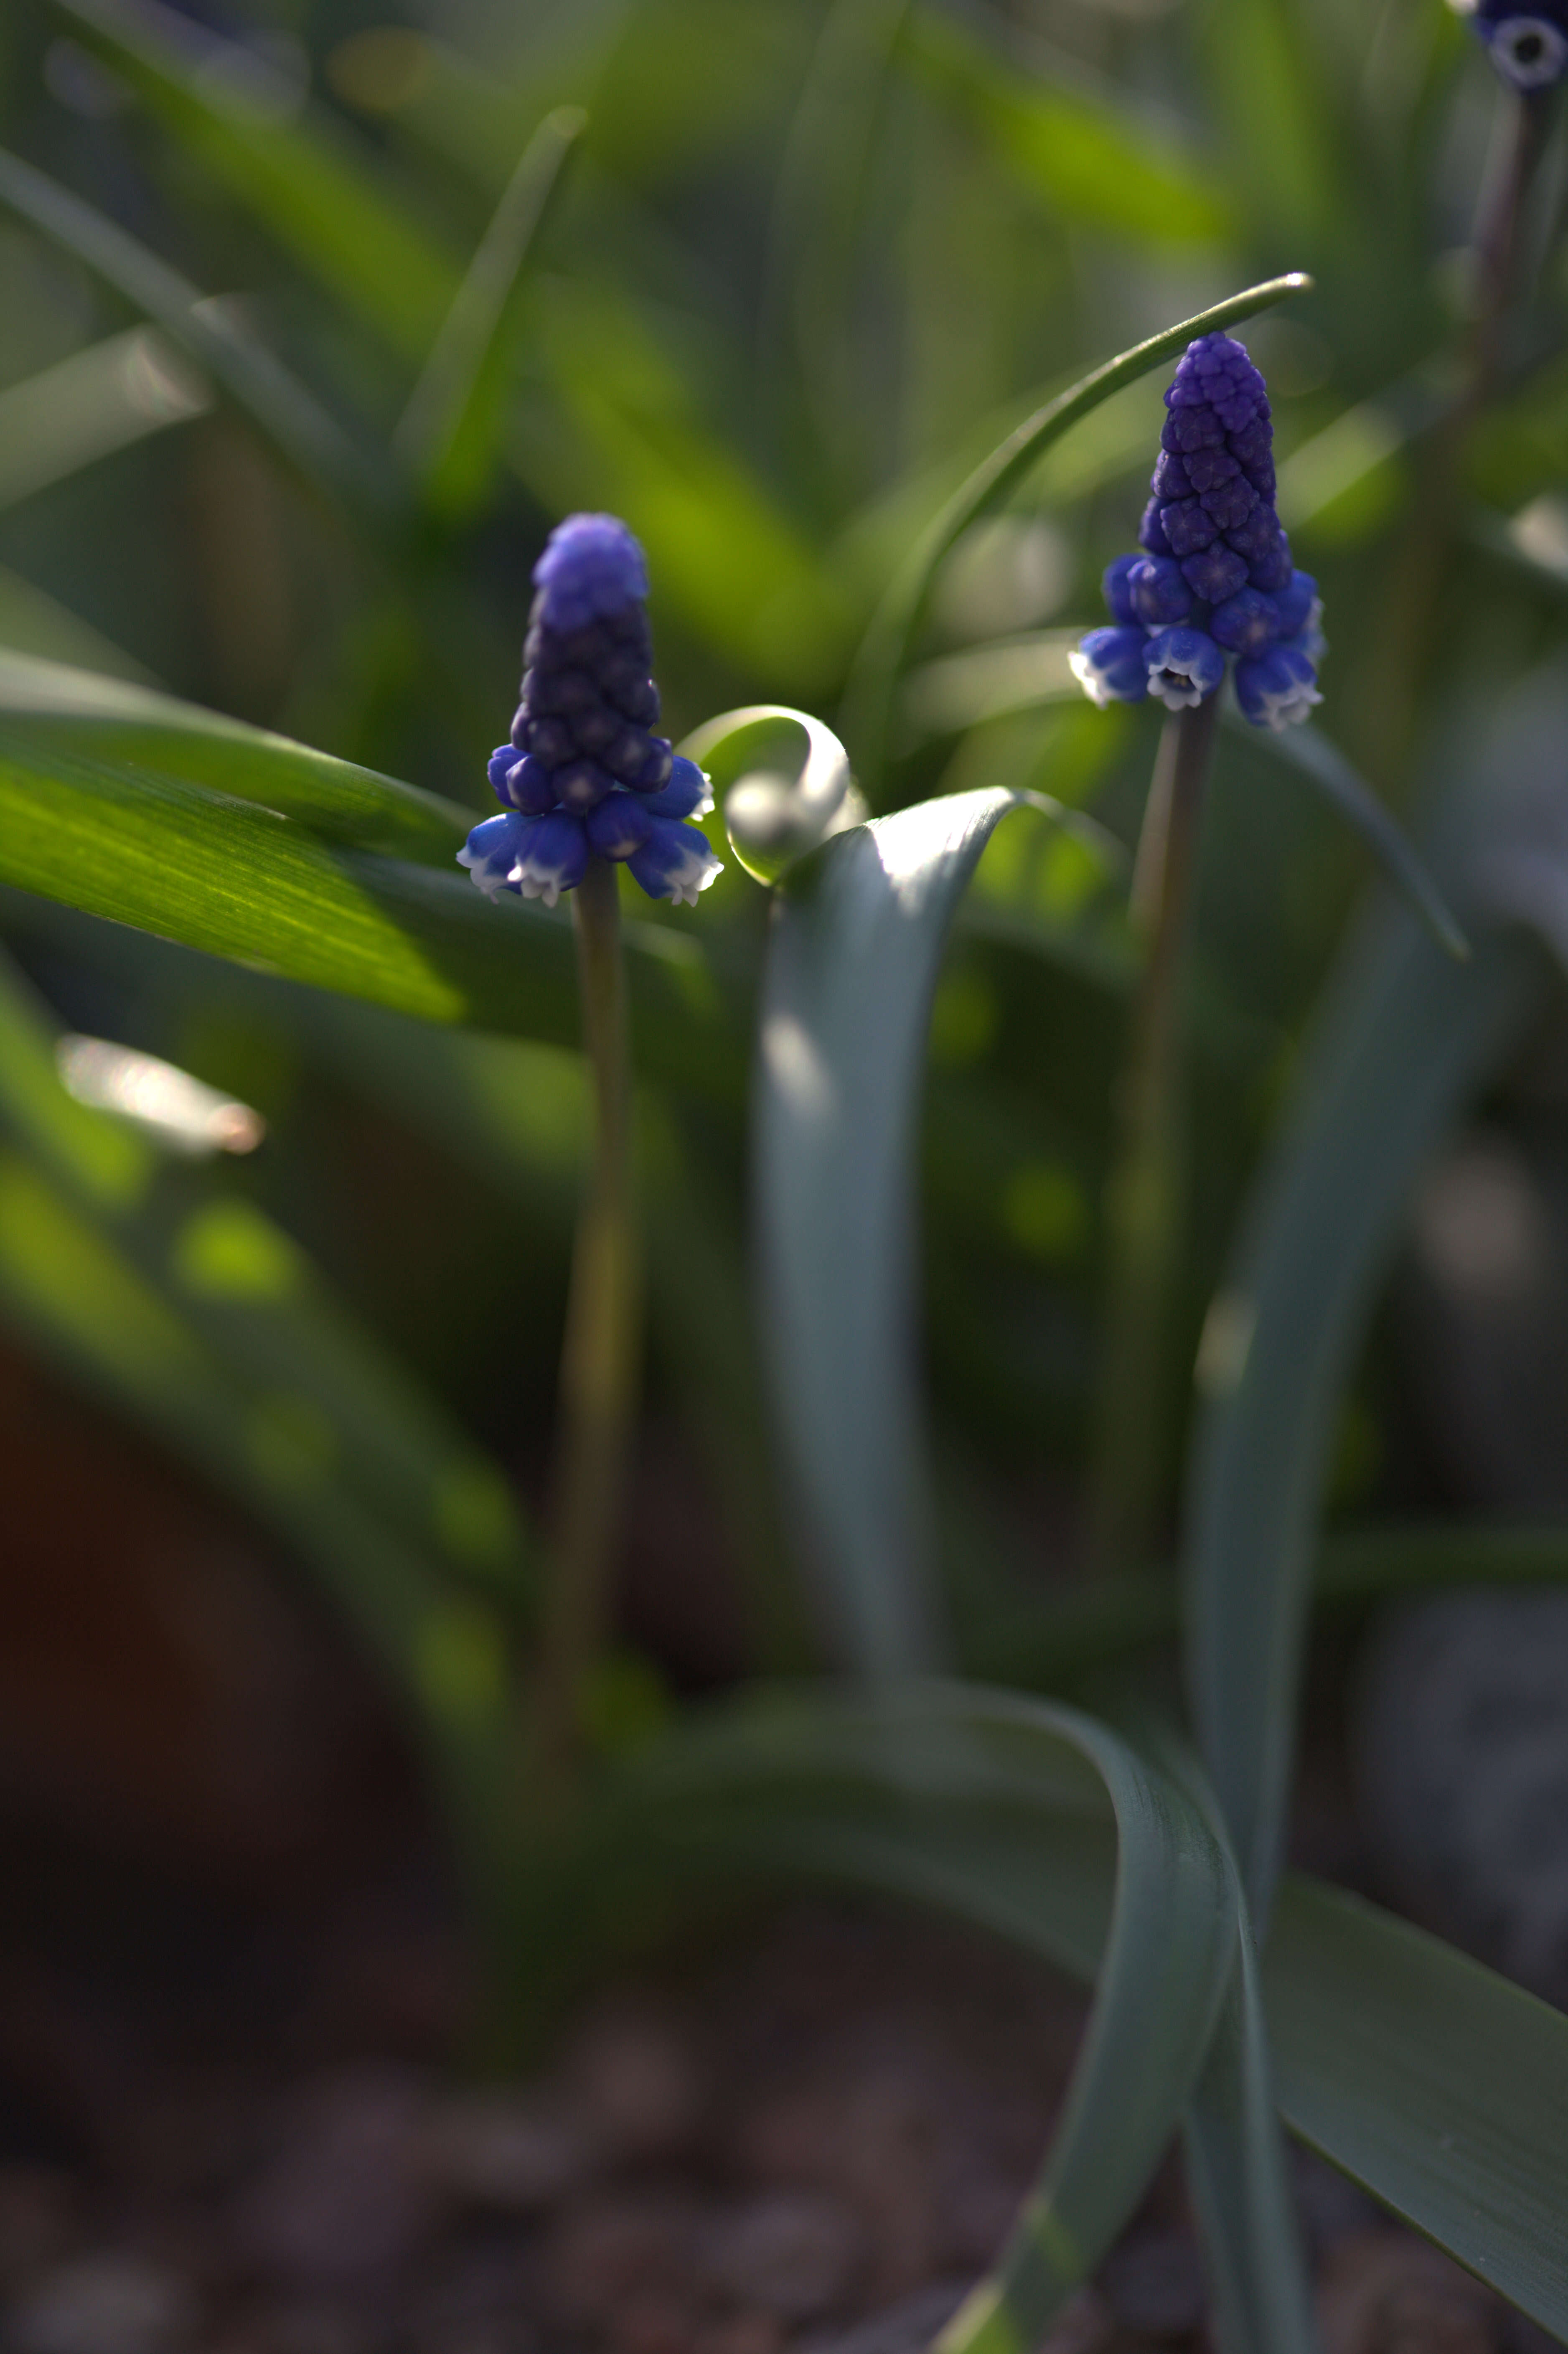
1073, 331, 1326, 722
460, 512, 722, 908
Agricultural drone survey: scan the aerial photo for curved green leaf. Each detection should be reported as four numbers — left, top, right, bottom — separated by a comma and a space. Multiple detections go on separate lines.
1230, 712, 1468, 961
1182, 913, 1539, 1918
624, 1684, 1568, 2342
0, 651, 469, 858
681, 703, 855, 885
842, 272, 1312, 789
632, 1685, 1248, 2353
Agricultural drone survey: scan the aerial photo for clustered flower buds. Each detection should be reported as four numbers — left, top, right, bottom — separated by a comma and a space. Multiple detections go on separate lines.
1449, 0, 1568, 89
459, 514, 723, 910
1070, 333, 1325, 734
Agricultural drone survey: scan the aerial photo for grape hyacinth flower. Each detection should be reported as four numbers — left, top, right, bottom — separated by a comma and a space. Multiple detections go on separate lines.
459, 514, 722, 908
1070, 332, 1325, 733
1449, 0, 1568, 88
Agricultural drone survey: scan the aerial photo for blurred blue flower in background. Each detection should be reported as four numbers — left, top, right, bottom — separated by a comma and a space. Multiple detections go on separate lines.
1451, 0, 1568, 88
460, 514, 722, 908
1070, 333, 1324, 731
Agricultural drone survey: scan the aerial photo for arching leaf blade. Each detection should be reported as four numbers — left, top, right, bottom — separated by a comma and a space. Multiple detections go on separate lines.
1230, 712, 1469, 960
0, 697, 739, 1088
1182, 912, 1540, 1919
630, 1686, 1241, 2352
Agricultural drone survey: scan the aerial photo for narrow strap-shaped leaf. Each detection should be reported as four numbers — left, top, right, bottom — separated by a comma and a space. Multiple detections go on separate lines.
631, 1685, 1240, 2352
0, 670, 740, 1085
0, 146, 389, 514
1151, 1735, 1317, 2354
54, 0, 460, 361
0, 649, 470, 858
1182, 912, 1540, 1919
1266, 1878, 1568, 2337
395, 108, 585, 514
757, 786, 1048, 1675
1227, 711, 1469, 960
625, 1684, 1568, 2341
842, 272, 1311, 788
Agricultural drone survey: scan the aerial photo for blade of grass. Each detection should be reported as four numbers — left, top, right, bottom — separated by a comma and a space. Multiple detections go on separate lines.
1183, 910, 1541, 1919
0, 146, 389, 515
395, 106, 585, 516
842, 272, 1313, 791
1226, 710, 1468, 960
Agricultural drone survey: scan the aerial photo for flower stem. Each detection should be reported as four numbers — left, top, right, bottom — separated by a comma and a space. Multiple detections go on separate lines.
535, 854, 640, 1786
1353, 83, 1556, 791
1085, 693, 1219, 1581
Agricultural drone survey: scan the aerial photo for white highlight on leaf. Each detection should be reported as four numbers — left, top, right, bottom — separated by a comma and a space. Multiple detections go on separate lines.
762, 1013, 836, 1124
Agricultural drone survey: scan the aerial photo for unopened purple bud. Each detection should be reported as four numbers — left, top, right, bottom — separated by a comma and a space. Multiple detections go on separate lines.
554, 757, 615, 813
1130, 556, 1193, 628
1211, 588, 1281, 656
1103, 554, 1144, 626
642, 756, 714, 822
532, 514, 649, 628
1273, 570, 1319, 638
586, 790, 655, 861
1181, 545, 1250, 605
633, 738, 675, 794
1139, 499, 1174, 557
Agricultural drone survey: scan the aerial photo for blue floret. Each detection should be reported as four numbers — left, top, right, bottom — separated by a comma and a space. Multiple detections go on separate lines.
1459, 3, 1568, 87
